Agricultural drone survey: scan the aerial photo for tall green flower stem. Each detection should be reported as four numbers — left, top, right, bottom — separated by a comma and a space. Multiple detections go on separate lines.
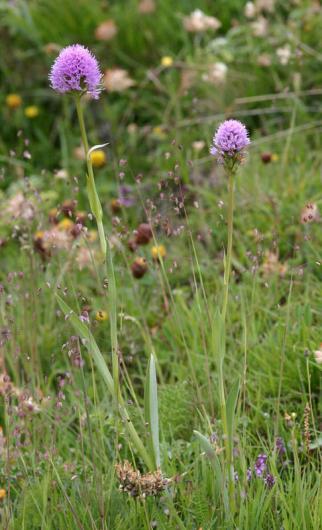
74, 95, 119, 404
219, 170, 236, 514
222, 172, 235, 322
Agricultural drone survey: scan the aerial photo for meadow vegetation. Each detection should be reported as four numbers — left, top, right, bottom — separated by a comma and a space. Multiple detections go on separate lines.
0, 1, 321, 528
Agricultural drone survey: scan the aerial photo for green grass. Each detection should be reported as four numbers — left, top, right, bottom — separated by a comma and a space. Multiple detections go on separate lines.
0, 0, 321, 528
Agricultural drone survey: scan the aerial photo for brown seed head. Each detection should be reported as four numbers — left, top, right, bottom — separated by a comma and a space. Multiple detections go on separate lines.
131, 257, 148, 279
135, 223, 153, 245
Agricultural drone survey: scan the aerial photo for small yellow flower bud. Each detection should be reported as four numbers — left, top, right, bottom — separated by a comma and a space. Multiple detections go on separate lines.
0, 489, 6, 500
6, 94, 22, 109
34, 230, 45, 240
24, 105, 40, 118
90, 150, 107, 168
152, 126, 166, 139
95, 310, 108, 322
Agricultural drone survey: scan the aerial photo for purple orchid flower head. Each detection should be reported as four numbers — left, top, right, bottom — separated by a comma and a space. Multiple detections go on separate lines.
49, 44, 102, 99
210, 119, 250, 168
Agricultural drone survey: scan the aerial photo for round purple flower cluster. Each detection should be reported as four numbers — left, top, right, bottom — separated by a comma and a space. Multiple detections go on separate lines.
210, 119, 250, 161
49, 44, 101, 99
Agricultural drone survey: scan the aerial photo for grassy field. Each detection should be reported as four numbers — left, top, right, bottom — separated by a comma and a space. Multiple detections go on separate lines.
0, 1, 321, 528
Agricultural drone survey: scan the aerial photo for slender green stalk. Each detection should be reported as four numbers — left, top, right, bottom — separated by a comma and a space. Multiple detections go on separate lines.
74, 95, 119, 406
222, 172, 235, 322
74, 95, 106, 256
220, 170, 236, 514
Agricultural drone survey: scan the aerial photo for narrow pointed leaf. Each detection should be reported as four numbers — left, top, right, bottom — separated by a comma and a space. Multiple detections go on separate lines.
226, 378, 240, 443
144, 354, 160, 469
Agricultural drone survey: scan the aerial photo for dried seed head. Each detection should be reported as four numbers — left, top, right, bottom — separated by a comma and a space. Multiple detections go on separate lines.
115, 460, 169, 498
303, 403, 310, 452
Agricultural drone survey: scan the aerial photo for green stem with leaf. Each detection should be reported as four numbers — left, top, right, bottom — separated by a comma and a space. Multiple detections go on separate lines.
74, 95, 119, 404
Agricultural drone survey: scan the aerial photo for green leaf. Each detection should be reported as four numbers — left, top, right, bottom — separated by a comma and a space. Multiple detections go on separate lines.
193, 430, 224, 499
56, 294, 114, 395
193, 430, 216, 460
226, 378, 240, 443
144, 354, 160, 469
57, 294, 155, 471
211, 308, 226, 363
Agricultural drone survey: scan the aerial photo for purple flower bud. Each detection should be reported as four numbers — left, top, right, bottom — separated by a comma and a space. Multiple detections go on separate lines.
254, 453, 267, 477
264, 473, 275, 488
210, 119, 250, 164
119, 186, 135, 207
49, 44, 102, 99
246, 468, 252, 481
275, 437, 286, 457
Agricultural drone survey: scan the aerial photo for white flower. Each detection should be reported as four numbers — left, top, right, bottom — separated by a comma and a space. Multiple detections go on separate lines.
95, 20, 118, 41
192, 141, 205, 152
256, 0, 275, 13
244, 2, 256, 18
6, 192, 34, 221
138, 0, 156, 14
183, 9, 221, 33
251, 16, 268, 37
257, 53, 272, 67
276, 45, 291, 65
203, 62, 227, 85
103, 68, 136, 92
314, 346, 322, 364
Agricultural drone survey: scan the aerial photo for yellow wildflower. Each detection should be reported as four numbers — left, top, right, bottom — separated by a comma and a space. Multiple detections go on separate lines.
161, 56, 173, 67
152, 126, 166, 139
151, 245, 166, 260
90, 150, 107, 168
87, 230, 98, 243
0, 489, 6, 500
6, 94, 22, 109
271, 153, 279, 162
24, 105, 39, 118
57, 218, 74, 231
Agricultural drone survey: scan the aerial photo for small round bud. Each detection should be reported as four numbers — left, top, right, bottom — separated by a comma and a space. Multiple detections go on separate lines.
131, 257, 148, 279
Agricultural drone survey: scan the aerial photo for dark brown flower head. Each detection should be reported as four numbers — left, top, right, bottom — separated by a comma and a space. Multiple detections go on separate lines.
61, 199, 77, 217
135, 223, 153, 245
131, 257, 148, 279
111, 199, 122, 214
261, 152, 272, 164
75, 211, 87, 225
34, 231, 50, 259
70, 223, 83, 238
128, 238, 138, 253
